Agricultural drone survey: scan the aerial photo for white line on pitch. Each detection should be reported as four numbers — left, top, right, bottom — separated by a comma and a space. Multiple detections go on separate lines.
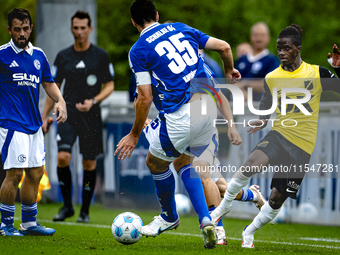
15, 218, 340, 250
300, 237, 340, 243
14, 217, 111, 229
164, 232, 340, 250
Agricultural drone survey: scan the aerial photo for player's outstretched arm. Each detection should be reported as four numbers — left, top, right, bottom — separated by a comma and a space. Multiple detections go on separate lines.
42, 82, 67, 125
204, 37, 241, 82
114, 84, 153, 160
216, 90, 242, 145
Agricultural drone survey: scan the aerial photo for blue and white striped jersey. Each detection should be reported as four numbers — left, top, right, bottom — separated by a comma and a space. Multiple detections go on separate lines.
0, 39, 54, 134
129, 22, 213, 113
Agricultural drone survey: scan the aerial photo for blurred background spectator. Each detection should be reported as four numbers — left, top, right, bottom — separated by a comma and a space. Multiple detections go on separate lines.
235, 22, 280, 101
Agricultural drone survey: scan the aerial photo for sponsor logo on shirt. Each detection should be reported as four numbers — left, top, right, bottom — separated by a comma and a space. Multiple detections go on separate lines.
13, 73, 40, 88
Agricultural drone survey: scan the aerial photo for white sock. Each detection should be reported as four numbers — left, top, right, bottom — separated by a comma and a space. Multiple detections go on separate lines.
219, 170, 250, 209
225, 170, 250, 201
21, 221, 37, 228
245, 202, 280, 235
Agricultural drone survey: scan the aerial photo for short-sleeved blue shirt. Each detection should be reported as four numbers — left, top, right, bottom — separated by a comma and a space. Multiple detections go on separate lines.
129, 22, 213, 113
0, 40, 54, 134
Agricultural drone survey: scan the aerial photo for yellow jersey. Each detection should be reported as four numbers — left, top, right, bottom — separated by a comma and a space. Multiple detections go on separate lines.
260, 61, 338, 154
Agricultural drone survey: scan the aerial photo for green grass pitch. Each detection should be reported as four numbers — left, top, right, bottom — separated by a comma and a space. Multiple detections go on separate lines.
0, 203, 339, 254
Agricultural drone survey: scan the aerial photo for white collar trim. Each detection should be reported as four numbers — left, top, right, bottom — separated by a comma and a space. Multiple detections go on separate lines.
247, 49, 270, 63
140, 22, 160, 36
10, 39, 34, 56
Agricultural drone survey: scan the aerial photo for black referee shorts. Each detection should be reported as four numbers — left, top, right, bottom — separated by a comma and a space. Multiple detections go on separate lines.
57, 110, 103, 161
253, 130, 311, 199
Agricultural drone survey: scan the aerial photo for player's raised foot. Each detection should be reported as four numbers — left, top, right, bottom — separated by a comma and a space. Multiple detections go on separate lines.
19, 223, 55, 236
210, 203, 233, 226
249, 185, 267, 210
242, 225, 254, 248
139, 215, 180, 237
200, 216, 217, 249
215, 226, 227, 245
0, 224, 23, 236
53, 206, 74, 221
77, 211, 89, 223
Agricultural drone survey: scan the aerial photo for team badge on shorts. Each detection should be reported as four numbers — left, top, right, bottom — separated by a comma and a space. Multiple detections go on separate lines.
18, 154, 27, 163
34, 59, 41, 70
257, 141, 269, 148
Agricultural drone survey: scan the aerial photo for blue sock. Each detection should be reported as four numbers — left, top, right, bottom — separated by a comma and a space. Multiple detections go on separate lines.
179, 164, 210, 223
240, 188, 254, 201
0, 203, 15, 226
152, 168, 178, 222
209, 207, 223, 226
21, 202, 37, 223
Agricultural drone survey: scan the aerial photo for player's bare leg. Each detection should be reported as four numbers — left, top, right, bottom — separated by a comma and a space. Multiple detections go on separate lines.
0, 169, 23, 204
20, 167, 44, 204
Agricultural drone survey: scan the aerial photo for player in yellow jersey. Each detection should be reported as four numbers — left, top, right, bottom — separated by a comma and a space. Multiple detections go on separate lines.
210, 24, 340, 248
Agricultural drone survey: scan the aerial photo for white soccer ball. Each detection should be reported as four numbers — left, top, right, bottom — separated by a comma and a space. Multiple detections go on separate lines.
175, 193, 192, 215
297, 203, 319, 223
111, 212, 144, 244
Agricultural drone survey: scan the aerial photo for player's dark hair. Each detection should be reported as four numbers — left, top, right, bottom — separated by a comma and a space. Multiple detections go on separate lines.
8, 8, 32, 29
130, 0, 157, 26
71, 11, 91, 27
278, 24, 303, 47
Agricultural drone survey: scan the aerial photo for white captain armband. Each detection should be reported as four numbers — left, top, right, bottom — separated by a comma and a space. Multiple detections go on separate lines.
135, 71, 151, 85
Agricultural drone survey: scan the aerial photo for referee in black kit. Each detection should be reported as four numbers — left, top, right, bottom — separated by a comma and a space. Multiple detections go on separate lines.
42, 11, 114, 223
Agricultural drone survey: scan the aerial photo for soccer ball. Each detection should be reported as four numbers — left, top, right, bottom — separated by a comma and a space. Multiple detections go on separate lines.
297, 203, 319, 223
175, 193, 192, 215
111, 212, 144, 244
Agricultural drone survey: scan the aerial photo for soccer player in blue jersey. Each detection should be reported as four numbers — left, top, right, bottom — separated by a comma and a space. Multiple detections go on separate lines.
0, 8, 67, 236
114, 0, 240, 249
